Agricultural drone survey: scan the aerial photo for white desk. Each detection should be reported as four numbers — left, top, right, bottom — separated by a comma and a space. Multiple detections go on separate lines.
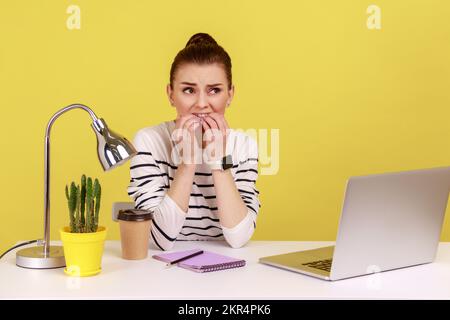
1, 241, 450, 300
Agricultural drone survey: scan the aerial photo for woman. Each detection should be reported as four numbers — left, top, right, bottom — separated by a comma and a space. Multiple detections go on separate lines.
127, 33, 260, 250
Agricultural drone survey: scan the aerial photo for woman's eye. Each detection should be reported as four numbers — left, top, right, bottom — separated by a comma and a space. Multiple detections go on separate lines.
182, 87, 220, 94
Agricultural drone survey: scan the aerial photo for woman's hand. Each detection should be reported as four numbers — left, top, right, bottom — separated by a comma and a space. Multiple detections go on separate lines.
201, 113, 229, 162
172, 114, 202, 166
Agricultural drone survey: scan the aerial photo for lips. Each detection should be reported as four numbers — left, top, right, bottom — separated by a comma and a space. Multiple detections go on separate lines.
193, 113, 209, 118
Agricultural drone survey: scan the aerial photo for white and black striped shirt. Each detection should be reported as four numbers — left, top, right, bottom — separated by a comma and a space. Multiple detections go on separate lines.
127, 120, 260, 251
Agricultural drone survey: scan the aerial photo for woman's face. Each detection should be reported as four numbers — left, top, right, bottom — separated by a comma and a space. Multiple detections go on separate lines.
167, 63, 234, 117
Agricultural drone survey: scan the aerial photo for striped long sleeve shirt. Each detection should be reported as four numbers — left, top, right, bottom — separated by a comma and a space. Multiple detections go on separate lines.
126, 120, 260, 251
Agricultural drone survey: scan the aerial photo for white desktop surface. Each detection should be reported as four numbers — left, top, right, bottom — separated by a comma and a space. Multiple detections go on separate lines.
1, 241, 450, 300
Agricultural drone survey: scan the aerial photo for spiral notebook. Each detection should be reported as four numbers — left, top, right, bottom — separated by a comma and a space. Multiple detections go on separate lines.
152, 249, 246, 273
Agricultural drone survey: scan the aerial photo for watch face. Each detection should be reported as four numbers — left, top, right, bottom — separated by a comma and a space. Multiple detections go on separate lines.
222, 155, 233, 170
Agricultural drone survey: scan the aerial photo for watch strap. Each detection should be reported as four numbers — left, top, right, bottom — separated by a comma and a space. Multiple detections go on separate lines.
208, 155, 233, 171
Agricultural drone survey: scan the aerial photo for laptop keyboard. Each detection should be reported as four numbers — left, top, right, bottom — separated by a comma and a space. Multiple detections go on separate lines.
302, 259, 333, 272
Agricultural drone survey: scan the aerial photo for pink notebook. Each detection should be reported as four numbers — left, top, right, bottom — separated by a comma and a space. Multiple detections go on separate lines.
152, 249, 246, 273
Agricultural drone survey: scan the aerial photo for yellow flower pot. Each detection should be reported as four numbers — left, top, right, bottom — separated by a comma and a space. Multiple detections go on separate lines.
60, 226, 107, 277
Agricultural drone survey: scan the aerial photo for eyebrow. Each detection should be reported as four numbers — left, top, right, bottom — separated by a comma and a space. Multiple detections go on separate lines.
180, 82, 224, 87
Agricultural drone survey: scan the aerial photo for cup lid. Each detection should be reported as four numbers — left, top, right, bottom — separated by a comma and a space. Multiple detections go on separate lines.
118, 209, 153, 222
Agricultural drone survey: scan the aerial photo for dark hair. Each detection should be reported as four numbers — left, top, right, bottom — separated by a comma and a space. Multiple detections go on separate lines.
169, 33, 232, 90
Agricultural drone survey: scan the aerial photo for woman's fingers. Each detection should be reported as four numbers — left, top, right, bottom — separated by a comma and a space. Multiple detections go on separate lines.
202, 115, 218, 131
203, 114, 229, 160
176, 114, 196, 130
173, 115, 198, 142
202, 116, 219, 141
201, 118, 210, 132
174, 116, 203, 165
207, 113, 228, 137
183, 117, 200, 132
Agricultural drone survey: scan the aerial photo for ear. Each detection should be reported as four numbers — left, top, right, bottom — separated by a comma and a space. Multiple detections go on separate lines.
166, 84, 175, 106
226, 84, 235, 107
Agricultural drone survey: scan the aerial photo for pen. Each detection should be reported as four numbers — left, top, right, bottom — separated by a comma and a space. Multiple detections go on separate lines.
166, 250, 204, 267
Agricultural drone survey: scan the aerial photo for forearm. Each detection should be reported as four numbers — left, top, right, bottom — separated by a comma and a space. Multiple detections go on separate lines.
167, 163, 196, 213
212, 170, 248, 228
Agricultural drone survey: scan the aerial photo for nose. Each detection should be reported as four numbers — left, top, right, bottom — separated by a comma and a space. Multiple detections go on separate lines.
195, 91, 209, 109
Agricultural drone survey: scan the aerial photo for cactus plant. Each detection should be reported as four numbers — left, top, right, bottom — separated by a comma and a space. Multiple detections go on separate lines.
93, 178, 101, 231
65, 182, 77, 232
86, 177, 93, 232
65, 175, 102, 233
80, 175, 86, 227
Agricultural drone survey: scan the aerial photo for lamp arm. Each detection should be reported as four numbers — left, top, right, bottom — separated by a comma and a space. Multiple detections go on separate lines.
43, 104, 99, 255
45, 104, 99, 137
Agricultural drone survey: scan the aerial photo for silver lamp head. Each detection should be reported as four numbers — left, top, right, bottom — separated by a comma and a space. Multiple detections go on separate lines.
92, 118, 137, 171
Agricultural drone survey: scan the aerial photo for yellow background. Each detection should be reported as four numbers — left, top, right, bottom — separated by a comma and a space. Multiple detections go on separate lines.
1, 1, 450, 255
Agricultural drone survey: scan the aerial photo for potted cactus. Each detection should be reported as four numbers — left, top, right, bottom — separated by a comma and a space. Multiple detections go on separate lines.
60, 174, 107, 277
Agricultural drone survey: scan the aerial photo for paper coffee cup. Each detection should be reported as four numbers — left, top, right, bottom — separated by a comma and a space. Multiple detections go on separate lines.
117, 209, 153, 260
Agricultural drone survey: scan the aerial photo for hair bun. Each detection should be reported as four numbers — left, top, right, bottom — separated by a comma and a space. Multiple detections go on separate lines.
185, 33, 218, 48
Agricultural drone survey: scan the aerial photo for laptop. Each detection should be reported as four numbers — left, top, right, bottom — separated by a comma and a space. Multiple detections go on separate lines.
259, 166, 450, 281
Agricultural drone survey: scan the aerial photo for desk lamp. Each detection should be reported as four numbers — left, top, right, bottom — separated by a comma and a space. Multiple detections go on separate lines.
16, 104, 137, 269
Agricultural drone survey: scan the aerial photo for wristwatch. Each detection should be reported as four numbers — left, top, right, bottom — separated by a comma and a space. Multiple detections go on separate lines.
208, 155, 233, 171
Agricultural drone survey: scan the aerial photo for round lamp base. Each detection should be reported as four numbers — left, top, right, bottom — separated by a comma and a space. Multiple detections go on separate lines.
16, 245, 66, 269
